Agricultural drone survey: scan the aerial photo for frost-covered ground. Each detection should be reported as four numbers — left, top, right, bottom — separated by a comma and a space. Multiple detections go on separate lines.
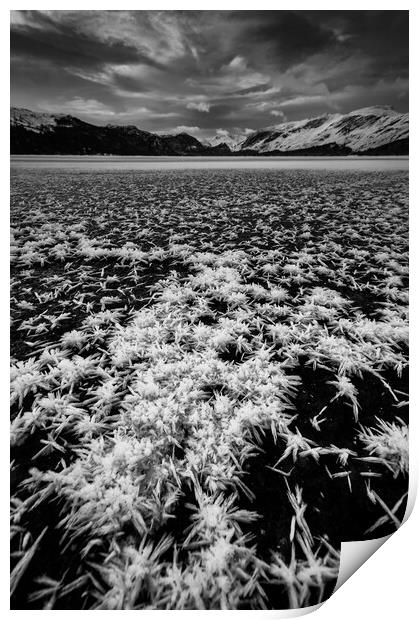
10, 168, 408, 609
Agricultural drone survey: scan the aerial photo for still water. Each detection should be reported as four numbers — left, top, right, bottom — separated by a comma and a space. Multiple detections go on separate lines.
10, 155, 408, 172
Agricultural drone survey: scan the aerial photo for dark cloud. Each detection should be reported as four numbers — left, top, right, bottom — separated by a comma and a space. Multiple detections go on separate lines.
236, 11, 337, 68
308, 11, 408, 85
10, 10, 409, 137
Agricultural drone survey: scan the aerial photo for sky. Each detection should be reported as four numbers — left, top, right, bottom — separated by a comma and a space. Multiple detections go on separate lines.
10, 10, 409, 141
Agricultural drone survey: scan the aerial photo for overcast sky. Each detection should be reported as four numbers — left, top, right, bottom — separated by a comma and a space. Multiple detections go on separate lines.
10, 10, 409, 140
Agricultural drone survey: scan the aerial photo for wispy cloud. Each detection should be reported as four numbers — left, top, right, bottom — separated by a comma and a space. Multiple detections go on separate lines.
42, 97, 116, 117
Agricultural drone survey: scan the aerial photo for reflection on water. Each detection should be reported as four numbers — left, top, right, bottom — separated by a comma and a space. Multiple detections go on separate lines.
10, 155, 408, 172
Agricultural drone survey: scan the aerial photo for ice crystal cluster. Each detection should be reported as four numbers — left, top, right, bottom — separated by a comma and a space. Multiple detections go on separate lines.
11, 169, 408, 609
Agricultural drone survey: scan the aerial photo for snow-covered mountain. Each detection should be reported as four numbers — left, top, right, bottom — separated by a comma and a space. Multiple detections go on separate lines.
11, 107, 87, 132
240, 106, 408, 154
206, 129, 252, 152
11, 105, 408, 155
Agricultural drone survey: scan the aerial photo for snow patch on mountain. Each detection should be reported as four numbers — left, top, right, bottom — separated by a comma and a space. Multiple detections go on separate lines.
11, 108, 65, 133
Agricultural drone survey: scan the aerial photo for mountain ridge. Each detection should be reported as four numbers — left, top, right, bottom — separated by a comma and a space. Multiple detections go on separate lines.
11, 106, 408, 156
240, 106, 408, 154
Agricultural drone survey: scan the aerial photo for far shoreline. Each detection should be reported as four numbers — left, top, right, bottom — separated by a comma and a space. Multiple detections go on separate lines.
10, 154, 409, 173
10, 154, 409, 160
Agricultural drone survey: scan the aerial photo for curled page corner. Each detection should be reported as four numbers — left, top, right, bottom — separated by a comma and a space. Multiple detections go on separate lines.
334, 535, 391, 593
404, 477, 417, 522
239, 604, 323, 619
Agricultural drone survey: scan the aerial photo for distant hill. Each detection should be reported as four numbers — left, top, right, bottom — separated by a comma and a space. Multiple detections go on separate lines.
10, 107, 218, 156
11, 106, 408, 156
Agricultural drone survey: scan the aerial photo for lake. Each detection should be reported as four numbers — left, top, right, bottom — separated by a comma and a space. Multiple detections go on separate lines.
10, 155, 409, 172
